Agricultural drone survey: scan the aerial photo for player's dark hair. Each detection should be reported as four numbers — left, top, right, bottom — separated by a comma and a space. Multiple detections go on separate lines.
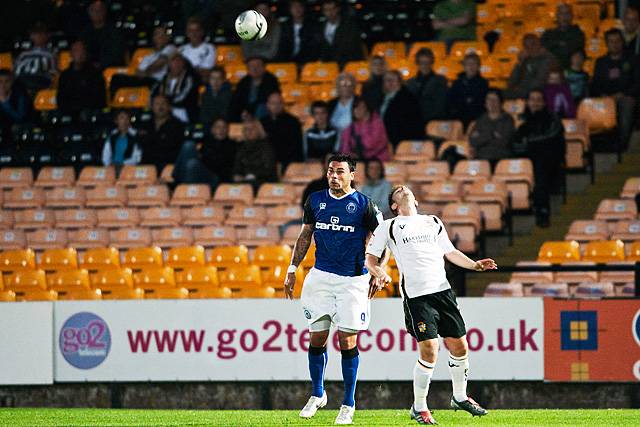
328, 153, 356, 172
388, 185, 403, 215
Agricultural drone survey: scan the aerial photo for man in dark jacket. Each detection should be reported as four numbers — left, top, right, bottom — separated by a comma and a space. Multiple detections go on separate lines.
229, 57, 280, 121
81, 0, 126, 68
139, 94, 185, 173
199, 66, 232, 125
278, 0, 320, 63
304, 101, 338, 160
406, 48, 448, 127
623, 6, 640, 56
318, 0, 364, 67
0, 69, 31, 143
505, 34, 556, 99
233, 120, 277, 192
361, 55, 387, 112
379, 70, 424, 148
448, 53, 489, 128
261, 92, 303, 171
541, 3, 585, 69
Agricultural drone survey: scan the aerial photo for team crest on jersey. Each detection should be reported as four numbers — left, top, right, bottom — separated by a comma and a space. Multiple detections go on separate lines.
346, 202, 357, 214
417, 322, 427, 333
319, 203, 326, 210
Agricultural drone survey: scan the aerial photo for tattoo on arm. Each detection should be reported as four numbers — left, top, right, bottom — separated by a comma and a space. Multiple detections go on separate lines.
291, 224, 314, 266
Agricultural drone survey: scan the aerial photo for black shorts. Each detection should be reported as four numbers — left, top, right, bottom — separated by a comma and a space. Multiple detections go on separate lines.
403, 288, 466, 341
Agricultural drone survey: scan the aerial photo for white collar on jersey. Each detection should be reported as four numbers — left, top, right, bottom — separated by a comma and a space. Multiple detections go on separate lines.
328, 188, 356, 200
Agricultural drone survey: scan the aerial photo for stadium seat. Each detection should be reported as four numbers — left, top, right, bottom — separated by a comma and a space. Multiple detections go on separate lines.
140, 207, 182, 228
255, 183, 297, 206
215, 44, 243, 65
0, 52, 13, 69
530, 283, 570, 297
151, 227, 194, 248
225, 63, 247, 84
394, 141, 436, 164
117, 165, 157, 187
422, 180, 462, 205
166, 246, 206, 270
38, 248, 78, 272
45, 186, 86, 209
34, 89, 57, 111
218, 264, 262, 290
14, 209, 55, 230
27, 229, 68, 251
213, 184, 254, 208
386, 58, 417, 79
6, 269, 47, 290
452, 160, 491, 188
103, 67, 129, 89
0, 211, 15, 229
343, 61, 370, 82
0, 230, 27, 251
381, 162, 408, 185
266, 205, 302, 227
582, 240, 625, 263
266, 62, 297, 84
193, 226, 238, 247
280, 83, 310, 105
562, 119, 591, 168
128, 47, 154, 73
159, 164, 174, 184
237, 225, 280, 248
35, 167, 75, 188
300, 62, 339, 84
464, 181, 508, 231
14, 288, 57, 301
371, 42, 406, 59
554, 261, 599, 286
503, 99, 526, 118
0, 249, 36, 273
86, 185, 128, 208
261, 265, 303, 297
77, 166, 116, 187
493, 159, 534, 210
101, 287, 144, 300
170, 184, 211, 207
80, 247, 120, 271
565, 220, 610, 242
97, 208, 140, 229
442, 203, 482, 253
626, 241, 640, 262
449, 41, 487, 59
510, 261, 554, 288
109, 228, 153, 249
54, 209, 97, 229
426, 120, 464, 141
112, 87, 150, 109
620, 177, 640, 200
133, 266, 176, 291
408, 41, 447, 62
407, 161, 450, 185
55, 286, 100, 300
209, 245, 249, 269
0, 289, 16, 302
594, 199, 637, 222
433, 59, 463, 81
577, 97, 616, 134
538, 241, 581, 263
253, 245, 292, 269
4, 187, 45, 209
181, 206, 226, 227
67, 229, 110, 249
128, 185, 170, 207
47, 269, 91, 292
307, 83, 336, 102
236, 286, 276, 298
282, 162, 324, 186
175, 265, 219, 288
122, 247, 163, 270
225, 206, 268, 227
611, 220, 640, 242
281, 223, 303, 246
144, 285, 189, 300
599, 261, 635, 285
483, 282, 524, 297
575, 282, 615, 298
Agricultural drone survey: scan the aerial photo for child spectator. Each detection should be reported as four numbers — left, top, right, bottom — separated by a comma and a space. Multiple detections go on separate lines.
544, 69, 576, 118
564, 49, 589, 102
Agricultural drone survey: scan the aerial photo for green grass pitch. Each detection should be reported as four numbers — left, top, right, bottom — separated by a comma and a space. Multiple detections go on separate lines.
1, 409, 639, 426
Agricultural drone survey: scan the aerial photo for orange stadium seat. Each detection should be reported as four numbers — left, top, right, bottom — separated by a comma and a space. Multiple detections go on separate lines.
621, 178, 640, 199
27, 229, 68, 251
503, 99, 526, 118
449, 41, 487, 59
225, 206, 268, 227
47, 269, 91, 293
442, 203, 482, 253
14, 288, 58, 301
255, 183, 297, 206
103, 67, 129, 88
594, 199, 637, 222
109, 228, 152, 249
371, 42, 406, 60
45, 186, 86, 208
128, 47, 154, 73
280, 83, 310, 105
138, 206, 181, 227
437, 140, 470, 159
307, 83, 336, 102
483, 282, 524, 297
530, 283, 570, 297
54, 209, 97, 229
181, 206, 226, 227
565, 220, 610, 242
261, 265, 303, 297
144, 285, 188, 300
563, 119, 591, 168
4, 187, 45, 209
151, 227, 194, 248
14, 209, 55, 230
394, 141, 436, 163
34, 89, 57, 111
426, 120, 464, 141
408, 42, 447, 61
159, 164, 174, 184
170, 184, 212, 207
175, 265, 219, 288
117, 165, 157, 187
38, 248, 78, 272
225, 63, 247, 84
0, 230, 27, 251
67, 229, 110, 249
282, 162, 324, 185
421, 180, 462, 205
0, 211, 15, 229
433, 59, 463, 81
510, 261, 554, 288
58, 50, 71, 71
582, 240, 626, 263
300, 62, 339, 84
493, 159, 534, 210
266, 62, 297, 84
209, 245, 249, 269
379, 162, 406, 185
35, 167, 75, 188
166, 246, 206, 270
122, 247, 163, 270
407, 161, 450, 185
218, 264, 262, 290
86, 185, 128, 208
6, 269, 47, 290
611, 220, 640, 242
538, 241, 581, 263
281, 224, 302, 246
97, 208, 141, 229
133, 266, 177, 294
80, 247, 120, 271
253, 245, 292, 268
237, 225, 280, 248
236, 286, 276, 298
0, 249, 36, 273
77, 166, 116, 187
577, 97, 616, 134
112, 87, 150, 109
387, 58, 417, 79
193, 226, 238, 247
343, 61, 370, 82
626, 241, 640, 261
0, 52, 13, 69
266, 204, 302, 227
452, 160, 491, 186
464, 181, 508, 231
102, 286, 144, 300
215, 44, 243, 65
0, 289, 16, 302
213, 184, 254, 207
127, 185, 170, 207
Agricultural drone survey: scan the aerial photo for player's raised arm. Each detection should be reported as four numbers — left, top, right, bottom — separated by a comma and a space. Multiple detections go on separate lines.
435, 215, 497, 271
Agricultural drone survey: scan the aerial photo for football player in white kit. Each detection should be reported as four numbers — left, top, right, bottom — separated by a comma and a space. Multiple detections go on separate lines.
365, 185, 497, 425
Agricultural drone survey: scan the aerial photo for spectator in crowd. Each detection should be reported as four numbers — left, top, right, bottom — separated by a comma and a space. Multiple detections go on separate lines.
242, 2, 281, 62
229, 56, 280, 121
379, 70, 424, 148
541, 3, 585, 69
448, 52, 489, 128
278, 0, 319, 63
591, 28, 640, 149
340, 97, 390, 161
151, 53, 200, 123
360, 159, 393, 218
101, 110, 142, 169
361, 55, 387, 112
181, 0, 217, 30
0, 69, 31, 142
544, 68, 576, 118
319, 0, 364, 67
304, 101, 339, 161
261, 92, 303, 171
179, 16, 216, 81
512, 89, 565, 228
13, 22, 56, 93
199, 66, 232, 125
328, 72, 356, 136
505, 34, 556, 99
172, 118, 238, 189
406, 48, 448, 126
57, 40, 106, 116
468, 89, 514, 168
81, 0, 126, 68
432, 0, 476, 46
300, 152, 332, 209
623, 5, 640, 56
565, 49, 589, 102
140, 94, 185, 173
233, 119, 277, 191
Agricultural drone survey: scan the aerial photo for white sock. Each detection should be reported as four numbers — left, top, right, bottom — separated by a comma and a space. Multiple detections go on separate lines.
448, 353, 469, 402
413, 359, 434, 411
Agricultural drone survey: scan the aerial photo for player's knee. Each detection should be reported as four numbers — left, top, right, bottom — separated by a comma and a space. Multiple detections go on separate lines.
418, 338, 439, 363
337, 331, 357, 350
310, 331, 329, 348
445, 336, 468, 357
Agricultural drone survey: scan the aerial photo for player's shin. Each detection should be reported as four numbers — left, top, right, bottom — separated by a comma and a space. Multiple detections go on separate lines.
448, 353, 469, 402
308, 345, 328, 398
413, 359, 434, 411
340, 347, 359, 407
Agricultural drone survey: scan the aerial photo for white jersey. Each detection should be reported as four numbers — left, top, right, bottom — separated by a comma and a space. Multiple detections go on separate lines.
366, 214, 456, 299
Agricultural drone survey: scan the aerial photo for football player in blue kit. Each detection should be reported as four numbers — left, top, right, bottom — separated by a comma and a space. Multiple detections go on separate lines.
284, 153, 383, 425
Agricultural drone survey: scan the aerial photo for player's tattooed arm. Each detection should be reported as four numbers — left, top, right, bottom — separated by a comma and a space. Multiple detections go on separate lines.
291, 224, 314, 267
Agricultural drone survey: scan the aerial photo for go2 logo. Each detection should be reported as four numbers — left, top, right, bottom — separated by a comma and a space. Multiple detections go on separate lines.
59, 312, 111, 369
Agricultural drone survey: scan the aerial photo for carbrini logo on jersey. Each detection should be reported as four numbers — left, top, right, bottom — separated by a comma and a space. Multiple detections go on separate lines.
315, 216, 355, 232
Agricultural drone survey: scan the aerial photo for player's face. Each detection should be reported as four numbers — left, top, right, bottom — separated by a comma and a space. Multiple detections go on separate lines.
326, 161, 354, 190
390, 185, 417, 212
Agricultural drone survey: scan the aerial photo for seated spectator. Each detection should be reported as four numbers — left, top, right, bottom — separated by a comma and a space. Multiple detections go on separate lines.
623, 5, 639, 56
199, 66, 232, 125
261, 92, 303, 171
512, 89, 565, 228
179, 16, 216, 81
468, 89, 514, 168
448, 53, 489, 128
101, 110, 142, 169
0, 69, 31, 142
541, 3, 585, 69
139, 94, 185, 173
329, 72, 357, 137
544, 68, 576, 118
304, 101, 339, 161
380, 70, 423, 148
81, 0, 126, 68
172, 118, 238, 189
13, 22, 56, 94
57, 40, 106, 117
151, 53, 200, 123
432, 0, 476, 45
233, 120, 277, 191
565, 49, 589, 102
278, 0, 320, 63
300, 152, 332, 208
406, 48, 448, 126
242, 2, 281, 62
340, 97, 390, 162
591, 28, 640, 149
360, 159, 393, 218
319, 0, 364, 67
229, 56, 280, 122
361, 55, 387, 112
505, 34, 556, 99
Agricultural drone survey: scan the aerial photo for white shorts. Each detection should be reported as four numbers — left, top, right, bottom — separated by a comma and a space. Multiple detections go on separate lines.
300, 267, 371, 332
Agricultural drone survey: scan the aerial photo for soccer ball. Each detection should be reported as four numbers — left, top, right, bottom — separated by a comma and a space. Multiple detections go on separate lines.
235, 10, 268, 41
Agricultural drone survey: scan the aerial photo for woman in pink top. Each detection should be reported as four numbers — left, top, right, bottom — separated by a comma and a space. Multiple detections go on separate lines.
340, 97, 391, 161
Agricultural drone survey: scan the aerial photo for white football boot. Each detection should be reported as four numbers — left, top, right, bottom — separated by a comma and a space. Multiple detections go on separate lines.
299, 392, 327, 418
334, 405, 355, 425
